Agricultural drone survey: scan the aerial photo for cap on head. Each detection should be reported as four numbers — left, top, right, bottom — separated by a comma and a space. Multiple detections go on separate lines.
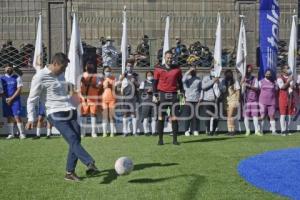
106, 36, 114, 42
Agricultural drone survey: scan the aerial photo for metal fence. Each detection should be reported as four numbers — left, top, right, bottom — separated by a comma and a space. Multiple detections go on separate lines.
0, 0, 298, 68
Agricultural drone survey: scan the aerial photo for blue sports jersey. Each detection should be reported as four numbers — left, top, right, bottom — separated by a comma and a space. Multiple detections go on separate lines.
1, 74, 21, 100
1, 74, 22, 117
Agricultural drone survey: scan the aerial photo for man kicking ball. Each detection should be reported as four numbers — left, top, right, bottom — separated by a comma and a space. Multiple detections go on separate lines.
26, 52, 100, 181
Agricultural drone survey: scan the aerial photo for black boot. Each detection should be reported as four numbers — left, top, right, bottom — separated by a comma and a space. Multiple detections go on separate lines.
172, 120, 179, 145
157, 120, 164, 145
212, 118, 218, 135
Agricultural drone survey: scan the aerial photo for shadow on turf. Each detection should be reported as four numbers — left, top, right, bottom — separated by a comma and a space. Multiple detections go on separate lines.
128, 174, 204, 184
181, 174, 206, 200
129, 174, 205, 200
0, 135, 62, 140
181, 136, 245, 144
98, 163, 179, 184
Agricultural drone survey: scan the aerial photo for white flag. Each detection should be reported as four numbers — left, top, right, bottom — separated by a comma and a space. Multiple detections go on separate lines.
236, 18, 247, 78
213, 13, 222, 77
162, 16, 170, 65
288, 15, 297, 79
33, 14, 43, 71
121, 6, 128, 74
65, 13, 84, 91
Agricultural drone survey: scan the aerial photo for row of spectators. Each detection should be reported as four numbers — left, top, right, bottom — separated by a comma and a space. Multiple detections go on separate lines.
97, 35, 234, 68
0, 40, 47, 69
1, 37, 299, 70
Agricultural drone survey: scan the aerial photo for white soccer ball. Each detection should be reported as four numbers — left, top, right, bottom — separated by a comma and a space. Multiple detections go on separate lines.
114, 157, 134, 175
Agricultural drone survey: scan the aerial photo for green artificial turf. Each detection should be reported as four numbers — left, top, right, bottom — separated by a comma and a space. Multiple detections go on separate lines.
0, 133, 297, 200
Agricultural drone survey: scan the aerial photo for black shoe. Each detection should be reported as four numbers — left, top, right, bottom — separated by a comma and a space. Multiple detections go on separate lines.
46, 135, 51, 139
173, 141, 180, 145
86, 163, 101, 177
64, 172, 81, 182
281, 132, 287, 136
32, 136, 40, 140
228, 132, 235, 136
157, 140, 164, 145
145, 133, 150, 136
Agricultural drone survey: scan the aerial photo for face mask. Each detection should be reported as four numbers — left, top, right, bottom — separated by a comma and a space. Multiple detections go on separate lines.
187, 75, 192, 80
266, 76, 272, 80
126, 66, 132, 72
105, 72, 111, 77
287, 69, 292, 76
147, 76, 153, 81
210, 70, 215, 77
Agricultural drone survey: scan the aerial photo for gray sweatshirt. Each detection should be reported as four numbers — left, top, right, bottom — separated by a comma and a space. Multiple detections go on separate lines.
201, 75, 220, 101
182, 72, 202, 102
27, 67, 75, 122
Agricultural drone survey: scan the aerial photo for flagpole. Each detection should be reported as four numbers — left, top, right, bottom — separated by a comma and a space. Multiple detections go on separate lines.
236, 15, 247, 79
213, 12, 222, 78
33, 13, 43, 71
62, 0, 68, 54
121, 6, 127, 74
287, 12, 298, 112
65, 12, 84, 93
240, 15, 246, 79
288, 13, 297, 81
162, 15, 170, 65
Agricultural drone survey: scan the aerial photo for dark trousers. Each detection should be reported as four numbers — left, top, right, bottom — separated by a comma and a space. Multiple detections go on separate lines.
157, 92, 179, 142
48, 110, 94, 172
202, 101, 219, 133
182, 102, 200, 132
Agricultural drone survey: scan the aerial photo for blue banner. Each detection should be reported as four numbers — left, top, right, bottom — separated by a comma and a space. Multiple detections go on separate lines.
259, 0, 280, 80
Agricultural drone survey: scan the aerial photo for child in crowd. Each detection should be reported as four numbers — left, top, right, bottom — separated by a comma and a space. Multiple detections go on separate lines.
259, 69, 277, 135
139, 71, 156, 136
102, 66, 117, 137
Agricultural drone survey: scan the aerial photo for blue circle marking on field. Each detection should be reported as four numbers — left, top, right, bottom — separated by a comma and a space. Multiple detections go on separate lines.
238, 148, 300, 199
